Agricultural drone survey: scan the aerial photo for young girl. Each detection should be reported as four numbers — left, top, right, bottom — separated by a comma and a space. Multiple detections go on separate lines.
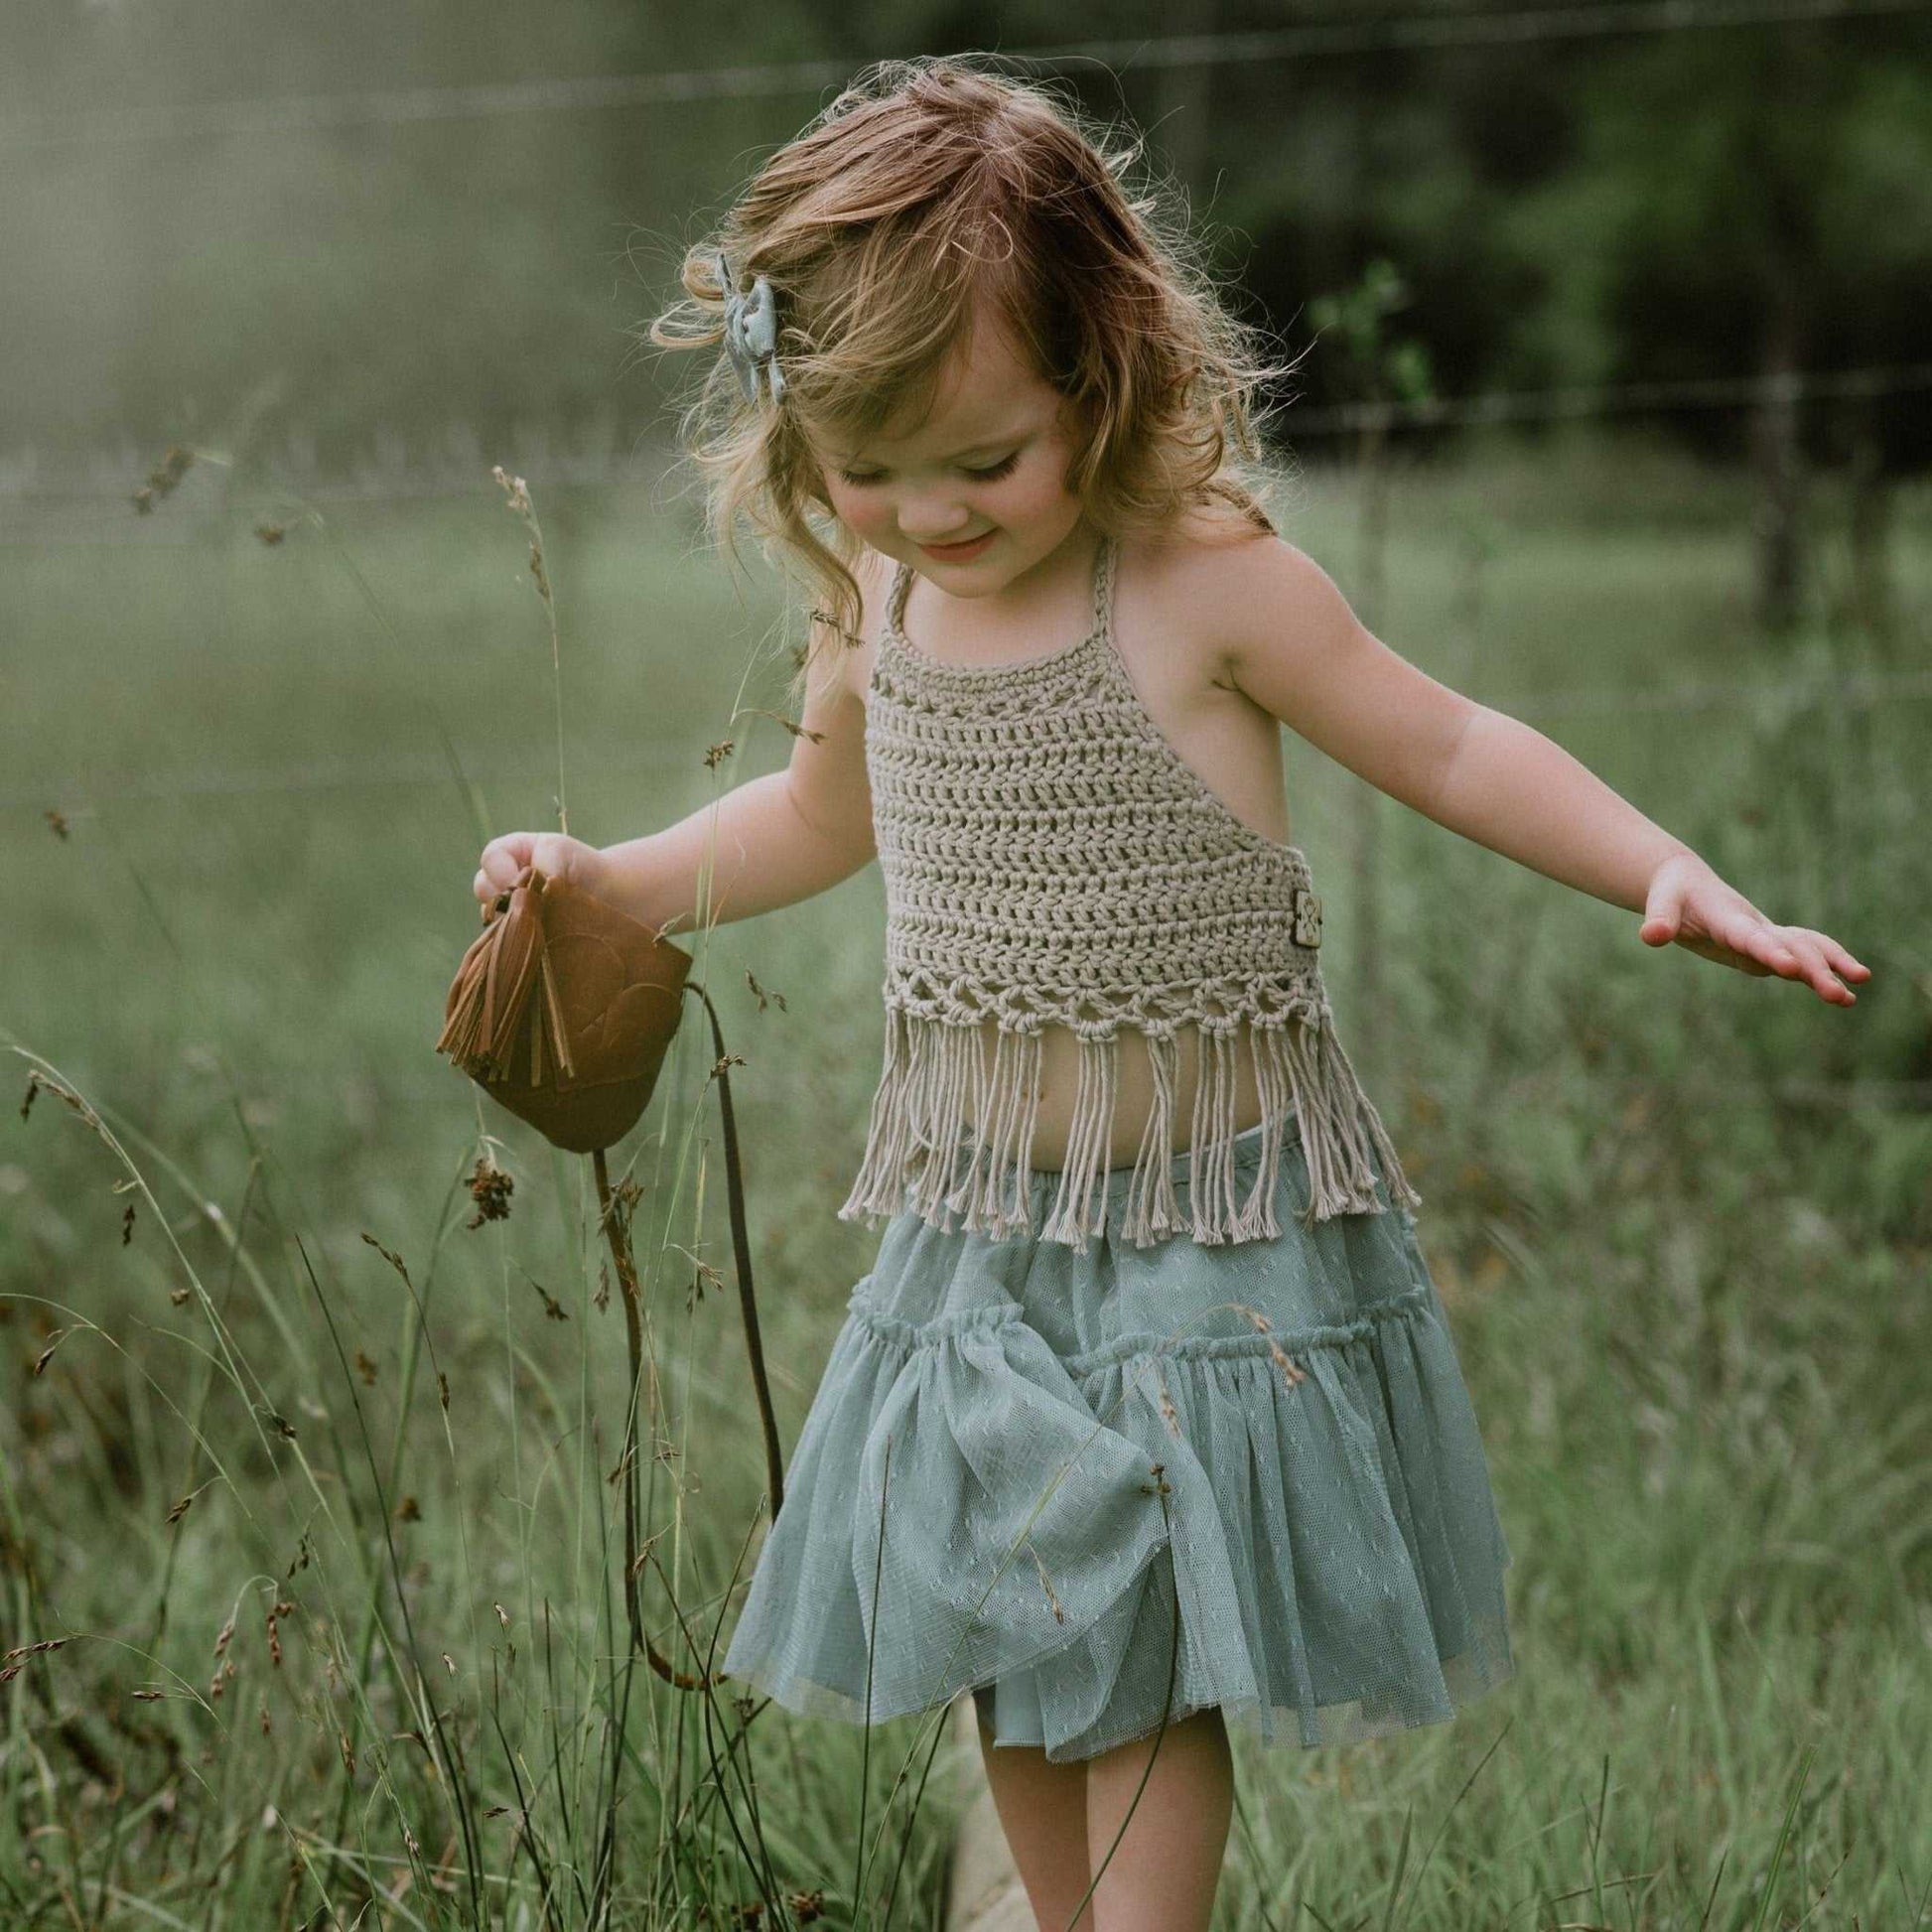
474, 56, 1868, 1931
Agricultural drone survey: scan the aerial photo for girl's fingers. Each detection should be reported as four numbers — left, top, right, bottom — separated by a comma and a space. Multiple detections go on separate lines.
1660, 907, 1865, 1004
1736, 920, 1869, 998
1716, 915, 1788, 971
1768, 929, 1859, 1003
1756, 925, 1819, 976
1802, 930, 1872, 981
1702, 923, 1829, 995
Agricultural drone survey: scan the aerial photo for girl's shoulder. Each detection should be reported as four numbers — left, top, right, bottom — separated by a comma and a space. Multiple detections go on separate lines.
1131, 490, 1285, 584
1125, 494, 1300, 637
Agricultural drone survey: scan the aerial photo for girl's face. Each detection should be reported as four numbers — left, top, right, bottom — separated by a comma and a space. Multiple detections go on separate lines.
803, 308, 1091, 600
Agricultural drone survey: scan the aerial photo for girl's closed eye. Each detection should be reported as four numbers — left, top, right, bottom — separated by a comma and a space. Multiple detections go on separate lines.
962, 452, 1021, 483
838, 452, 1021, 486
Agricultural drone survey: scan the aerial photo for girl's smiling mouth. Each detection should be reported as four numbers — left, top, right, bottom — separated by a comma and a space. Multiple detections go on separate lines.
918, 531, 996, 563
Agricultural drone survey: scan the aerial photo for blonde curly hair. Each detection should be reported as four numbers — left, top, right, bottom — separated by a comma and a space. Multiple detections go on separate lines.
644, 54, 1303, 692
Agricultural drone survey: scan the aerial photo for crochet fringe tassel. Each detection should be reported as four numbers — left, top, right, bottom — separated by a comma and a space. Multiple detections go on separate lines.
836, 1006, 1423, 1253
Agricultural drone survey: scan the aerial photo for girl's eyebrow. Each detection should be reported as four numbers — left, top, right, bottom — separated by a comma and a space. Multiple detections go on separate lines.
939, 429, 1030, 458
836, 424, 1034, 467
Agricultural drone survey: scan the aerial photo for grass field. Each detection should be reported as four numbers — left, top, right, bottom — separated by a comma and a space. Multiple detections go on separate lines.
2, 427, 1929, 1928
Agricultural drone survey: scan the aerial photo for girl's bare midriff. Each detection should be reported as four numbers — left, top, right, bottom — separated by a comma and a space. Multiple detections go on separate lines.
957, 1016, 1269, 1172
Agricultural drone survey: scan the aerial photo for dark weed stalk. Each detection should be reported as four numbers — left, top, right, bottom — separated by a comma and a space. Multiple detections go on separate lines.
869, 1687, 958, 1932
330, 1170, 475, 1871
141, 1157, 263, 1662
286, 1227, 488, 1925
474, 466, 793, 1926
483, 1715, 566, 1932
650, 1514, 772, 1848
850, 1434, 891, 1929
635, 1532, 787, 1922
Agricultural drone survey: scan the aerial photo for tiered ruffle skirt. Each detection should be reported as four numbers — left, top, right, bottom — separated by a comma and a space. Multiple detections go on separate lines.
721, 1110, 1515, 1763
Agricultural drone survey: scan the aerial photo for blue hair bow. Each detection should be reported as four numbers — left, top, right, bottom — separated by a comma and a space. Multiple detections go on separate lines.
717, 250, 787, 407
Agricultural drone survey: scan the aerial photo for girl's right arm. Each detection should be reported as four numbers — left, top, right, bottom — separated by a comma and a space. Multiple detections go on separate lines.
475, 553, 881, 934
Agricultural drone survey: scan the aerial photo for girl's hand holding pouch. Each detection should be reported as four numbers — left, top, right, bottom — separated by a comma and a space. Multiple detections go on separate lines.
473, 830, 610, 915
443, 827, 690, 1154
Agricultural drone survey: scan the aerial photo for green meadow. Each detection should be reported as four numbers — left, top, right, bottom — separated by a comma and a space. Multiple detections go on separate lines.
2, 428, 1929, 1927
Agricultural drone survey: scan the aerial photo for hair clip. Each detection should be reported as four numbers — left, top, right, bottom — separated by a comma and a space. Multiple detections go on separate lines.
717, 248, 787, 407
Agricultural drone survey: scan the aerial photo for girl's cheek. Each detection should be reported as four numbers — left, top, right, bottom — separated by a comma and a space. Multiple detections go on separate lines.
995, 489, 1064, 541
1007, 459, 1076, 520
830, 484, 887, 535
843, 502, 895, 545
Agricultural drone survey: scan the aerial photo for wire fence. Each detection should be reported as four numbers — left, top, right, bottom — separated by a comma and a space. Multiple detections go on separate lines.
1284, 360, 1932, 435
2, 352, 1929, 563
3, 656, 1926, 819
4, 348, 1926, 812
6, 0, 1927, 151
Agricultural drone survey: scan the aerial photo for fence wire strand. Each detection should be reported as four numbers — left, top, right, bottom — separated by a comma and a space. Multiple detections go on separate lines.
5, 0, 1929, 151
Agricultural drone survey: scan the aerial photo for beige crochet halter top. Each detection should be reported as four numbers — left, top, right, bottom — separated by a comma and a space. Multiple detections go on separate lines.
837, 530, 1421, 1254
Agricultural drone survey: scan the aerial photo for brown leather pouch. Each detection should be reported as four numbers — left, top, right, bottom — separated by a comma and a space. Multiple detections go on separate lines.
434, 862, 690, 1153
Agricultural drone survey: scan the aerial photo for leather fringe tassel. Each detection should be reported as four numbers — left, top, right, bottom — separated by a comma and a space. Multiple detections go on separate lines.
434, 895, 576, 1088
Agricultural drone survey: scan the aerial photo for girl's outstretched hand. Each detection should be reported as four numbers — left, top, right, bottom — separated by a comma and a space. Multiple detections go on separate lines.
1638, 851, 1869, 1006
473, 831, 610, 916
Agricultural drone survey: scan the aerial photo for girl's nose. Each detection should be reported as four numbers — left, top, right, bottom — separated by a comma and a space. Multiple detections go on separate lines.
897, 494, 973, 543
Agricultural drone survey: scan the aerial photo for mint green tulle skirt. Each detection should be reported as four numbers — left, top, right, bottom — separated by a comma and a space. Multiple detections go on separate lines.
721, 1108, 1515, 1764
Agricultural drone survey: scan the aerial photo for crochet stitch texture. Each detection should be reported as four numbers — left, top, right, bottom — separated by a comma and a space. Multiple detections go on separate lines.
838, 530, 1423, 1252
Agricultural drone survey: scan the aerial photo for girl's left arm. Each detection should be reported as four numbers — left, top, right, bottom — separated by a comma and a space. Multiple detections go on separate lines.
1219, 539, 1870, 1007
